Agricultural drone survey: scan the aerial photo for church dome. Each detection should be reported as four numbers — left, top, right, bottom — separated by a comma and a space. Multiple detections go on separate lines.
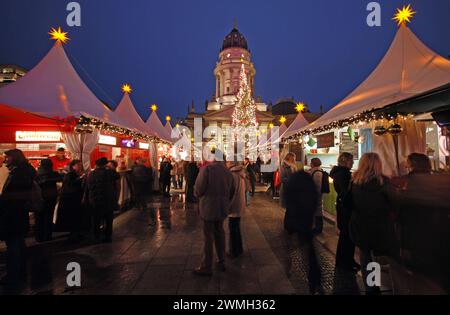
221, 27, 249, 52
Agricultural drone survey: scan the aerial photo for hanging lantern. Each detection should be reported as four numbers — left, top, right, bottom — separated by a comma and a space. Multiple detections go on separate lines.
374, 126, 387, 136
388, 124, 403, 135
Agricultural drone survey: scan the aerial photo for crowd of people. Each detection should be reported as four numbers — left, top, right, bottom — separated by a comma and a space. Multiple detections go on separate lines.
0, 144, 442, 294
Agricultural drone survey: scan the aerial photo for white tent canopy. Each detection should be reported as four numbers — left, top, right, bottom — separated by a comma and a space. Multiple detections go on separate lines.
282, 112, 310, 139
164, 121, 173, 139
146, 111, 172, 143
299, 25, 450, 134
114, 92, 156, 137
0, 42, 127, 128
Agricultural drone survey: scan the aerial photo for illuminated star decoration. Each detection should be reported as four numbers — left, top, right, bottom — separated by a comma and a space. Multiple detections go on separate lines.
151, 104, 158, 111
49, 27, 69, 44
296, 103, 306, 113
393, 4, 416, 26
269, 123, 275, 129
121, 84, 132, 94
279, 116, 287, 124
166, 116, 171, 122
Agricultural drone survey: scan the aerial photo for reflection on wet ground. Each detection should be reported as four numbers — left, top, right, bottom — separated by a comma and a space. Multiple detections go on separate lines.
0, 192, 365, 295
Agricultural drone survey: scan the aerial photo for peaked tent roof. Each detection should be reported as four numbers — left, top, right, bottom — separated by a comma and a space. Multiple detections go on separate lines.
282, 112, 310, 139
146, 111, 172, 143
0, 42, 129, 128
300, 25, 450, 134
114, 93, 157, 137
164, 121, 173, 139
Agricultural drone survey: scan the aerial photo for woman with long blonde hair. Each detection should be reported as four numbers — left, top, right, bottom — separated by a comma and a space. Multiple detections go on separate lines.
349, 153, 393, 295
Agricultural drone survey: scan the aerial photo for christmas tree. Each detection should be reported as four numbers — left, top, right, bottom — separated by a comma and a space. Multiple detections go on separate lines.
232, 64, 258, 131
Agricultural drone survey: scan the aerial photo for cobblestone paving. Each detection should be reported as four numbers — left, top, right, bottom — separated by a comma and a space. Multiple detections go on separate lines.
247, 193, 363, 295
0, 192, 366, 295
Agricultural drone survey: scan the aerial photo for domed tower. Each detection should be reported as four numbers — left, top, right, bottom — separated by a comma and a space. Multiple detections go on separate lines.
209, 22, 256, 109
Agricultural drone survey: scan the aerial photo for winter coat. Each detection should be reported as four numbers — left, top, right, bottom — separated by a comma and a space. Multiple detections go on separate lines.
349, 177, 394, 254
186, 162, 199, 185
246, 164, 256, 183
280, 162, 295, 208
131, 164, 153, 195
194, 161, 235, 221
86, 167, 116, 214
229, 166, 248, 218
330, 166, 352, 231
56, 170, 84, 232
36, 167, 62, 202
283, 171, 318, 235
159, 162, 172, 182
0, 161, 36, 239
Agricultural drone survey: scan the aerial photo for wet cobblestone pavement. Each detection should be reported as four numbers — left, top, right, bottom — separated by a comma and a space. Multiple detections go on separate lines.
0, 191, 365, 295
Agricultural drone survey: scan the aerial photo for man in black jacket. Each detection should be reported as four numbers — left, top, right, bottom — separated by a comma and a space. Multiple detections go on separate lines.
87, 158, 116, 243
0, 149, 36, 288
283, 170, 322, 294
330, 152, 360, 272
245, 158, 256, 196
131, 158, 153, 211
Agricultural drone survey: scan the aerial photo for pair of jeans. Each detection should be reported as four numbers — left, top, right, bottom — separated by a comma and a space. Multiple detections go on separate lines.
5, 237, 27, 285
360, 249, 381, 295
228, 217, 243, 257
201, 220, 225, 272
335, 231, 356, 268
297, 232, 321, 294
35, 199, 56, 242
313, 216, 323, 234
92, 209, 114, 241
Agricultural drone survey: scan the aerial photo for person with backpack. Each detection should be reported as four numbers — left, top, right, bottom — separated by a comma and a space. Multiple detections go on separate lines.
309, 158, 330, 234
0, 149, 36, 289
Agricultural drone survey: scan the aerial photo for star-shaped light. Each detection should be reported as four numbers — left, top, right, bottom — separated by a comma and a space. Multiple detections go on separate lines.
269, 123, 275, 129
296, 102, 306, 113
279, 116, 287, 124
49, 27, 69, 44
166, 116, 171, 122
151, 104, 158, 111
121, 84, 132, 94
393, 4, 416, 26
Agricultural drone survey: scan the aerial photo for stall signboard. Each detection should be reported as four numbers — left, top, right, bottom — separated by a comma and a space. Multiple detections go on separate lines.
317, 132, 335, 149
340, 132, 359, 160
16, 131, 61, 142
139, 142, 150, 150
99, 135, 117, 146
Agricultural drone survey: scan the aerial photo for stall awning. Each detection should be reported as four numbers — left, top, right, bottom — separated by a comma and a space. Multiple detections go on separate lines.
299, 24, 450, 135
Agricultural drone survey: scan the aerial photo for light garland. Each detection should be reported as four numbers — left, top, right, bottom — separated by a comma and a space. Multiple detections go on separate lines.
76, 116, 170, 145
288, 111, 415, 140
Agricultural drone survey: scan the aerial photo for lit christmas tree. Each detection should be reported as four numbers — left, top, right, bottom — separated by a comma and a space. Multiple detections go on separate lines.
232, 64, 258, 130
232, 64, 258, 160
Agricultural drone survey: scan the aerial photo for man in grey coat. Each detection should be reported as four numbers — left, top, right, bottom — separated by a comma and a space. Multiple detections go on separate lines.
193, 151, 235, 276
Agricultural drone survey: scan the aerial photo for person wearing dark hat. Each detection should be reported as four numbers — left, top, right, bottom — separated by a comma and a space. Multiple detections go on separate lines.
0, 149, 36, 288
86, 157, 116, 243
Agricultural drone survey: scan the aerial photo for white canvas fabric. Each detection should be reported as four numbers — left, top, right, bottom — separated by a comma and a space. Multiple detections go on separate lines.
298, 25, 450, 134
62, 130, 100, 171
114, 93, 156, 137
282, 112, 310, 139
145, 111, 172, 143
0, 43, 128, 128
